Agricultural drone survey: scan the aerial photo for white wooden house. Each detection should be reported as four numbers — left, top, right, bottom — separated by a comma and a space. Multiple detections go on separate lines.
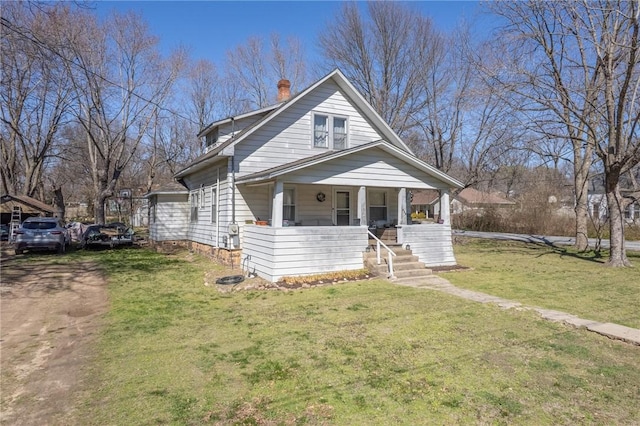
150, 70, 463, 282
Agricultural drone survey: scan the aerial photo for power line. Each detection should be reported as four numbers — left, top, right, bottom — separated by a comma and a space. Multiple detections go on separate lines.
0, 16, 201, 128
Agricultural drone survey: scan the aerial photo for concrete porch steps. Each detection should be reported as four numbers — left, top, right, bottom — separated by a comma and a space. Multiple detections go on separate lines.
364, 244, 433, 280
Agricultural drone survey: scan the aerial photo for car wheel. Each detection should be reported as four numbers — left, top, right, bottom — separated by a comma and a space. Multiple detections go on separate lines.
15, 248, 23, 255
57, 243, 65, 254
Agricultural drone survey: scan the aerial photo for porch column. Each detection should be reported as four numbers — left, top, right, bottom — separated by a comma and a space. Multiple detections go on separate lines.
272, 180, 283, 227
397, 188, 407, 225
357, 186, 367, 226
440, 189, 451, 225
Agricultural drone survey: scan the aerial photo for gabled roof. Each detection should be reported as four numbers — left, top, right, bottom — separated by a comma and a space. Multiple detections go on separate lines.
411, 189, 440, 205
175, 69, 413, 179
196, 103, 283, 138
144, 182, 189, 198
457, 187, 515, 206
236, 140, 463, 189
0, 194, 55, 214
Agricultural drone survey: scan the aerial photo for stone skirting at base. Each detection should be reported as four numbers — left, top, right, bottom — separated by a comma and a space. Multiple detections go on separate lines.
149, 240, 188, 253
188, 241, 242, 268
149, 240, 242, 268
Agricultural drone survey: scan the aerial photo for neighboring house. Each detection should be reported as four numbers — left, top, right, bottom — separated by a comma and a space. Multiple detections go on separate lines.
588, 193, 640, 223
0, 193, 56, 223
149, 70, 463, 282
1, 194, 57, 241
412, 187, 515, 218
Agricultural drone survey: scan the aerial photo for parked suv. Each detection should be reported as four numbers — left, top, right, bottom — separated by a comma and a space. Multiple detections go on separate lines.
14, 217, 70, 255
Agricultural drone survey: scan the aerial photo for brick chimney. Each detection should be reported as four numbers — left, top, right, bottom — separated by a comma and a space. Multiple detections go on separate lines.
277, 79, 291, 102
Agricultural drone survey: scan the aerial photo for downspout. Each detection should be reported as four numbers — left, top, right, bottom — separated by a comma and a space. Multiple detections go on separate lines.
230, 117, 236, 226
215, 168, 220, 246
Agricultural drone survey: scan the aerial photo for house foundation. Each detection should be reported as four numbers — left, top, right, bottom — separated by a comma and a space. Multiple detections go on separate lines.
189, 240, 242, 268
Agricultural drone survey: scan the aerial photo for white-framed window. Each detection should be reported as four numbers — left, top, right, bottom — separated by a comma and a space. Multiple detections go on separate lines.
205, 128, 219, 147
283, 187, 296, 222
190, 191, 198, 222
313, 113, 348, 150
200, 185, 206, 209
210, 186, 217, 223
369, 190, 387, 223
333, 117, 347, 149
150, 200, 157, 224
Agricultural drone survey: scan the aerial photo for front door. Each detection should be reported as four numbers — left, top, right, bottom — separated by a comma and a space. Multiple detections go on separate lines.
335, 190, 351, 226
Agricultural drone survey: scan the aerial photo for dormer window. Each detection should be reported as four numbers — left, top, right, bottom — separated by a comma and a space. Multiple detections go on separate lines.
205, 128, 219, 147
313, 114, 348, 150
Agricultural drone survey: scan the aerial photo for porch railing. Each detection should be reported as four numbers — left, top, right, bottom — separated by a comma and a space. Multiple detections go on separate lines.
367, 229, 397, 279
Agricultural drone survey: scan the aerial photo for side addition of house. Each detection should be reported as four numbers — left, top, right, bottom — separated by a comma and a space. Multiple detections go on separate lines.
146, 70, 464, 282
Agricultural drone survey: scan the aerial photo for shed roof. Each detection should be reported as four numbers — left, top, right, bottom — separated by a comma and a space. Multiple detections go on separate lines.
0, 194, 55, 215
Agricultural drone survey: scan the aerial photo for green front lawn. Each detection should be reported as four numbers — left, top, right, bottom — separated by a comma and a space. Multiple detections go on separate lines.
445, 238, 640, 329
68, 247, 639, 425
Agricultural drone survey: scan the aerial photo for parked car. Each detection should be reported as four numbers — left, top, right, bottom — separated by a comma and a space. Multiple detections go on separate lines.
0, 224, 9, 241
14, 217, 70, 255
80, 223, 134, 249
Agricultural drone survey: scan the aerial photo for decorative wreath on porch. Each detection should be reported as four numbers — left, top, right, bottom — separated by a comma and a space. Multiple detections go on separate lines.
316, 192, 326, 202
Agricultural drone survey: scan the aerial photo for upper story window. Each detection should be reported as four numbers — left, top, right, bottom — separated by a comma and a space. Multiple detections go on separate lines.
313, 113, 348, 150
205, 128, 219, 147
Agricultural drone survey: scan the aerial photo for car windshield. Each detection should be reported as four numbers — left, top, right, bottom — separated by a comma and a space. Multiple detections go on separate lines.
23, 222, 57, 230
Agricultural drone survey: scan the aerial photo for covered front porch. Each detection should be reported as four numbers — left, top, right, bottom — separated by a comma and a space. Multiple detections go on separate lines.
234, 141, 462, 282
241, 220, 456, 283
238, 182, 456, 283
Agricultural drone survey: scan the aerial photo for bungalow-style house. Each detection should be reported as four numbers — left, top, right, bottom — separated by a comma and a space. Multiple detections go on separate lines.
148, 70, 463, 282
412, 187, 515, 219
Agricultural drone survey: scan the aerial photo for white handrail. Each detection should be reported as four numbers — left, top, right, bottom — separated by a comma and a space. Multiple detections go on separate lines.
367, 230, 397, 279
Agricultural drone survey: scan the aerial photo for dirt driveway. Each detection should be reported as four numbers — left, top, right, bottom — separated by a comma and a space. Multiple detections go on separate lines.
0, 244, 109, 425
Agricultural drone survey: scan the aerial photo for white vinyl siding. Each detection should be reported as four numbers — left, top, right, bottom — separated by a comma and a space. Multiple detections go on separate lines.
284, 147, 443, 189
397, 224, 457, 266
148, 193, 189, 242
242, 226, 369, 282
181, 163, 230, 248
234, 80, 382, 176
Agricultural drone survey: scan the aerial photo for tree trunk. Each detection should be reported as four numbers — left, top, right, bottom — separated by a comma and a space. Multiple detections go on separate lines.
605, 175, 631, 267
94, 193, 107, 225
52, 185, 65, 221
574, 174, 589, 251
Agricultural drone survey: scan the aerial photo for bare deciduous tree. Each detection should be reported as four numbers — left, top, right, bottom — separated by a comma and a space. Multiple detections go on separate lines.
319, 1, 439, 136
226, 34, 308, 110
489, 0, 640, 266
0, 3, 73, 199
56, 9, 183, 223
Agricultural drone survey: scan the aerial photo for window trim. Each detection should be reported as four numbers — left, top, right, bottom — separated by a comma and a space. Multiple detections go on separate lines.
210, 186, 217, 223
190, 190, 199, 223
312, 112, 349, 150
283, 187, 296, 223
368, 189, 388, 224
